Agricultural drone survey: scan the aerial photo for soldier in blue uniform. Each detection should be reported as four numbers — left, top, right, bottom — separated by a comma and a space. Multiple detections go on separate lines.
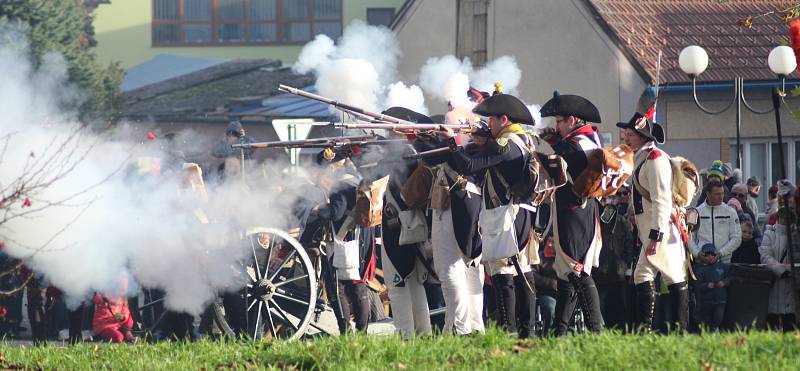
377, 107, 442, 338
437, 93, 537, 338
539, 93, 605, 335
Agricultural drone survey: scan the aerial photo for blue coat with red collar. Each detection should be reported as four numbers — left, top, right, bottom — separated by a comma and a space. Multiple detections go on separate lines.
545, 125, 602, 263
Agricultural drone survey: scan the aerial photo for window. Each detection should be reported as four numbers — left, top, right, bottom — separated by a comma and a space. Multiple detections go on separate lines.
749, 143, 767, 213
771, 142, 788, 186
456, 0, 489, 66
736, 139, 799, 215
367, 8, 395, 27
151, 0, 342, 46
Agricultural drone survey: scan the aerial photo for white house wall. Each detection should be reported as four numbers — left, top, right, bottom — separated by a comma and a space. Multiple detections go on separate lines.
394, 0, 648, 138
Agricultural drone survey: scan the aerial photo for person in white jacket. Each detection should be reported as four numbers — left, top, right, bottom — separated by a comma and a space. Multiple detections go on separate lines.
618, 111, 689, 333
689, 182, 741, 263
759, 207, 797, 332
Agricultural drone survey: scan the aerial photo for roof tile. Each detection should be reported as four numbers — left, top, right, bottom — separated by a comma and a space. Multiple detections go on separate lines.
589, 0, 798, 83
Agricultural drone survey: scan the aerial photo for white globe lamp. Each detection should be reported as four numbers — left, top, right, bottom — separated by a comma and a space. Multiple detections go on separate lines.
768, 45, 797, 76
679, 45, 709, 77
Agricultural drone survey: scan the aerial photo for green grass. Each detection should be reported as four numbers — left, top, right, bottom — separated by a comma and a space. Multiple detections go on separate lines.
0, 328, 798, 370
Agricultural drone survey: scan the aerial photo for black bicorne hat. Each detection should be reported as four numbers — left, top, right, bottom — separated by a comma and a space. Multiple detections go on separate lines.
381, 106, 434, 124
471, 94, 534, 125
616, 112, 665, 144
539, 92, 601, 123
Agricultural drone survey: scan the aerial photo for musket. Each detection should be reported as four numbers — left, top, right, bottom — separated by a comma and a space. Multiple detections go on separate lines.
231, 134, 375, 149
232, 136, 406, 150
335, 122, 494, 138
402, 146, 451, 160
403, 143, 480, 160
279, 85, 420, 126
279, 84, 492, 136
335, 122, 470, 131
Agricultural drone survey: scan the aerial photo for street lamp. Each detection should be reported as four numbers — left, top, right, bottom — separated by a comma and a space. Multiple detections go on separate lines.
678, 45, 795, 172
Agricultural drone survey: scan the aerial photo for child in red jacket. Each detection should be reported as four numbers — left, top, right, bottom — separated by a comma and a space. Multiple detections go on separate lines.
93, 289, 136, 343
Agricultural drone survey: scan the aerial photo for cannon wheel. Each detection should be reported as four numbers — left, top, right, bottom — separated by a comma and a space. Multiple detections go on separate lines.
213, 227, 317, 341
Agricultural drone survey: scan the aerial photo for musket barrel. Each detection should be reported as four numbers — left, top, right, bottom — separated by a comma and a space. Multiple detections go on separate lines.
336, 123, 469, 131
230, 135, 404, 149
402, 146, 452, 160
403, 142, 480, 160
278, 85, 418, 126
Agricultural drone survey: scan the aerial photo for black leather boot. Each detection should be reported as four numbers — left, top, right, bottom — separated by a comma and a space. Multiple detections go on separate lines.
554, 279, 576, 336
491, 274, 517, 335
351, 282, 371, 332
26, 287, 48, 346
635, 281, 656, 333
68, 303, 85, 344
572, 274, 603, 333
514, 271, 536, 338
669, 282, 689, 333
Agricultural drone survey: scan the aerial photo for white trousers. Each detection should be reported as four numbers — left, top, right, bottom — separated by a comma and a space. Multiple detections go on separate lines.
381, 246, 432, 338
432, 208, 485, 335
633, 212, 687, 285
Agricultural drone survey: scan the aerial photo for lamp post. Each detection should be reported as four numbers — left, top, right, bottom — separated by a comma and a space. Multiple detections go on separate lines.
678, 45, 796, 173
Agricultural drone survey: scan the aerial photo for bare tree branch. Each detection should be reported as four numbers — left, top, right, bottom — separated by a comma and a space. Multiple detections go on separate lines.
0, 121, 125, 296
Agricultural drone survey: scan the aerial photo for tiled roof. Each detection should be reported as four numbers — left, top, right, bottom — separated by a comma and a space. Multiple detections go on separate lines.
121, 59, 315, 117
122, 54, 229, 92
587, 0, 798, 84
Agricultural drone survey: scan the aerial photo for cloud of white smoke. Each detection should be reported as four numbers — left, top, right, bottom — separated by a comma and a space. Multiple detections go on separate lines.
315, 58, 381, 114
470, 56, 521, 96
293, 34, 335, 75
294, 21, 426, 115
385, 82, 428, 115
419, 55, 523, 110
0, 25, 313, 315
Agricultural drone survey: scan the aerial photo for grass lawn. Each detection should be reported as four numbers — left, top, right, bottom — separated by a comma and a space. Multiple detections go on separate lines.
0, 328, 798, 370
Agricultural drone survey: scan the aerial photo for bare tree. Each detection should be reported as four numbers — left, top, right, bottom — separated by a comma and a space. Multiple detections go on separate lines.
0, 125, 122, 297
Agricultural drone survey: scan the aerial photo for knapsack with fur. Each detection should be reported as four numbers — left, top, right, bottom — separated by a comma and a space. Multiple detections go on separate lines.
573, 144, 634, 199
503, 134, 568, 206
633, 155, 700, 208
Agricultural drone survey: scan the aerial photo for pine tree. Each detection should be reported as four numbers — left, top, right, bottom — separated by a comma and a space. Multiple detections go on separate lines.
0, 0, 123, 123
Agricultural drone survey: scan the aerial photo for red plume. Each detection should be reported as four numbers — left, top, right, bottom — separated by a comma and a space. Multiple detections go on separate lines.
644, 104, 656, 122
789, 19, 800, 71
146, 131, 157, 141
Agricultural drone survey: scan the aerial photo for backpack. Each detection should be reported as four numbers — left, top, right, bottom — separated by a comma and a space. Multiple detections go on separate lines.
504, 134, 568, 206
573, 144, 634, 199
400, 162, 434, 209
633, 154, 699, 208
354, 176, 390, 227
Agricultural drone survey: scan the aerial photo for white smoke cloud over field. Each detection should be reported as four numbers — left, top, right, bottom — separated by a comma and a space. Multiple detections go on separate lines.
0, 27, 311, 314
294, 21, 428, 115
